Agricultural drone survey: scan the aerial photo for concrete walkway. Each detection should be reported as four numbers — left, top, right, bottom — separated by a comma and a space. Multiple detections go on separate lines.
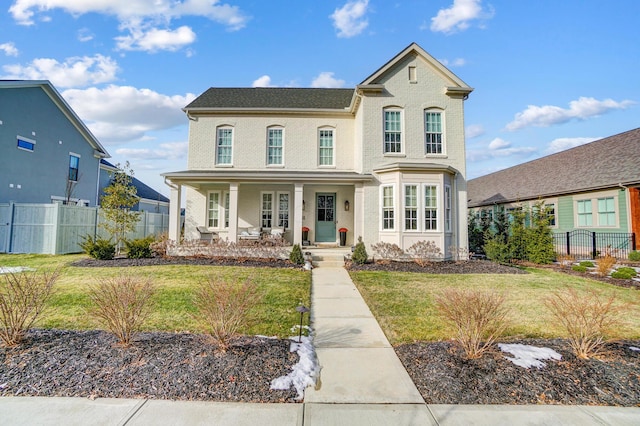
2, 254, 640, 425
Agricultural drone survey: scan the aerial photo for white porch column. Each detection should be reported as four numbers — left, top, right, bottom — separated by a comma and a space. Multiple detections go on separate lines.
229, 183, 239, 243
168, 182, 182, 242
293, 183, 304, 245
354, 183, 364, 242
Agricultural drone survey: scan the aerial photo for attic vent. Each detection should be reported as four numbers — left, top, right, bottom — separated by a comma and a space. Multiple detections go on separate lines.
408, 66, 417, 83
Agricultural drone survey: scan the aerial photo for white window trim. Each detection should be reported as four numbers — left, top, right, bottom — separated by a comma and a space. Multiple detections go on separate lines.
216, 126, 234, 166
424, 108, 446, 157
444, 185, 452, 233
222, 191, 230, 229
260, 191, 290, 229
596, 196, 618, 228
266, 126, 285, 167
207, 190, 222, 229
17, 135, 36, 152
423, 184, 440, 232
318, 127, 335, 168
403, 184, 420, 232
574, 194, 619, 228
380, 184, 396, 231
383, 108, 404, 155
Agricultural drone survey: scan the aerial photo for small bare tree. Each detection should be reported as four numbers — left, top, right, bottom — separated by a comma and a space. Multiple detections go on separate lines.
100, 162, 140, 255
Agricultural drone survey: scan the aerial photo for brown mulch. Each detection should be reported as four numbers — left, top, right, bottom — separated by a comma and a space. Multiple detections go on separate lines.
397, 339, 640, 406
71, 256, 298, 269
0, 330, 299, 402
347, 259, 528, 274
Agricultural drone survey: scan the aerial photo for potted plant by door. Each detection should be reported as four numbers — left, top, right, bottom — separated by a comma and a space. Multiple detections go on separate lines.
339, 227, 348, 247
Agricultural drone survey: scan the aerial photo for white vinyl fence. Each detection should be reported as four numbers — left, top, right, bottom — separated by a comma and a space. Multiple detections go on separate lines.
0, 203, 169, 255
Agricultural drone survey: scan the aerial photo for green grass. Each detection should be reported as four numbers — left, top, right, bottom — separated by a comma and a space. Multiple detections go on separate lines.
0, 254, 311, 338
350, 268, 640, 345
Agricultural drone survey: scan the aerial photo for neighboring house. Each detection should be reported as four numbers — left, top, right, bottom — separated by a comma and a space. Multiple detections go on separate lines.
0, 80, 109, 206
163, 43, 473, 257
99, 160, 170, 214
467, 128, 640, 252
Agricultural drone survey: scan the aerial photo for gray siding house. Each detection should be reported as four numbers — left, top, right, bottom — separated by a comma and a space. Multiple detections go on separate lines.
0, 80, 109, 206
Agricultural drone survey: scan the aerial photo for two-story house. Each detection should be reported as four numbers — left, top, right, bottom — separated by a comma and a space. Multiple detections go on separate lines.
163, 43, 473, 258
0, 80, 109, 206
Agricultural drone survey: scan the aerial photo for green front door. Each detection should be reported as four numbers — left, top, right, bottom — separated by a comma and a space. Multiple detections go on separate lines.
315, 193, 336, 242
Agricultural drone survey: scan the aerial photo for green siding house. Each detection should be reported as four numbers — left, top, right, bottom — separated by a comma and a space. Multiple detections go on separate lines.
468, 128, 640, 257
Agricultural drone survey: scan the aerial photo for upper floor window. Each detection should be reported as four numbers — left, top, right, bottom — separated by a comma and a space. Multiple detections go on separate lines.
381, 185, 395, 230
318, 129, 334, 166
576, 199, 592, 227
17, 136, 35, 152
384, 109, 402, 153
68, 154, 80, 182
216, 127, 233, 165
267, 127, 284, 165
424, 110, 443, 154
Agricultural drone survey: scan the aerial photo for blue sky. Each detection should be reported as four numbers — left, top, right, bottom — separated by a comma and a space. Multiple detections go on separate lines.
1, 0, 638, 197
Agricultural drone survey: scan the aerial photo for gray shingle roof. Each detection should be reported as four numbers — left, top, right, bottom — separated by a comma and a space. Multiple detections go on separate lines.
185, 87, 355, 110
467, 128, 640, 208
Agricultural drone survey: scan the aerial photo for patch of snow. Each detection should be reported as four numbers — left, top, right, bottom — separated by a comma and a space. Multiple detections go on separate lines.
270, 335, 319, 400
0, 266, 34, 274
499, 343, 562, 369
629, 346, 640, 352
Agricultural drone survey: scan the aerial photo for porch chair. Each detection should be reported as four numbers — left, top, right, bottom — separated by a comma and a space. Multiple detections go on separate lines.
196, 226, 218, 243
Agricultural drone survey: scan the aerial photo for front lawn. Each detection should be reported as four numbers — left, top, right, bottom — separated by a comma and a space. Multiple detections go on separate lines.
350, 267, 640, 344
0, 254, 311, 338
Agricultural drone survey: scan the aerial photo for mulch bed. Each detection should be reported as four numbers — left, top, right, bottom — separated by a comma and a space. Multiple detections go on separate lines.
397, 339, 640, 406
527, 262, 640, 290
4, 256, 638, 405
0, 330, 299, 402
71, 256, 298, 269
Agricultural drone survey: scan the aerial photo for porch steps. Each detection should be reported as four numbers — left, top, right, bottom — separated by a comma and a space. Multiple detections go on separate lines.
304, 248, 350, 268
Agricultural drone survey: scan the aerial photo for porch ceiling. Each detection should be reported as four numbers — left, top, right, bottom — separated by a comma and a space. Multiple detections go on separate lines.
162, 170, 374, 187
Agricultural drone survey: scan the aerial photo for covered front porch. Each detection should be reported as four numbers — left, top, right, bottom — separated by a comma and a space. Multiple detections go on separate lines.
162, 170, 372, 247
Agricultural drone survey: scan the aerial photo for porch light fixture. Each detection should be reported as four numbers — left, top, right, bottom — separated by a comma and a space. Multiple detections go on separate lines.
344, 200, 350, 211
303, 200, 306, 211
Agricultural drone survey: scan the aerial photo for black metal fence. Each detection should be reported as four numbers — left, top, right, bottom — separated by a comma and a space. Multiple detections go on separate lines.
553, 230, 637, 259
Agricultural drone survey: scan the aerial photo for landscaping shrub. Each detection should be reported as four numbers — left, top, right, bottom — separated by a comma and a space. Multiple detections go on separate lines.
615, 266, 637, 277
351, 237, 368, 265
434, 288, 509, 359
88, 275, 156, 346
629, 251, 640, 262
483, 235, 510, 264
406, 240, 442, 267
371, 241, 405, 263
80, 235, 116, 260
596, 254, 616, 277
545, 288, 626, 359
192, 275, 260, 351
611, 271, 634, 280
507, 207, 527, 261
571, 265, 588, 272
149, 233, 169, 258
289, 244, 304, 265
556, 254, 575, 269
125, 236, 156, 259
579, 261, 595, 268
0, 270, 58, 347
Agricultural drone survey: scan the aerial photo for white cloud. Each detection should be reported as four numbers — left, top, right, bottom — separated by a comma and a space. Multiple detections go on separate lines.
545, 137, 599, 154
465, 124, 485, 139
0, 42, 19, 57
77, 28, 94, 42
506, 97, 635, 131
467, 137, 537, 162
430, 0, 491, 34
439, 57, 466, 67
311, 72, 346, 88
252, 75, 273, 88
116, 25, 197, 52
9, 0, 248, 30
331, 0, 370, 38
116, 142, 188, 160
62, 85, 196, 143
1, 54, 119, 88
